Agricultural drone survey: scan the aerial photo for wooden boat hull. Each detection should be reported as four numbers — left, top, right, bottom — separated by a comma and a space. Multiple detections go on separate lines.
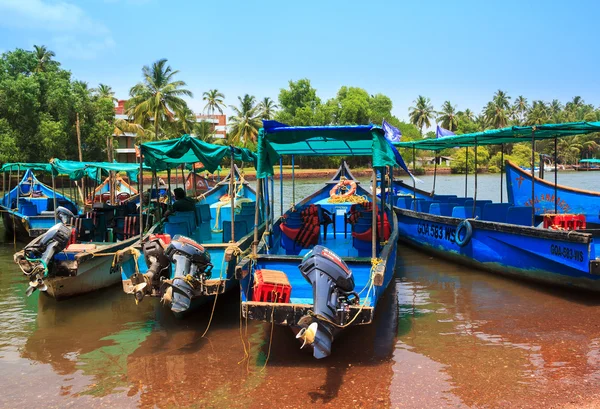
506, 160, 600, 225
395, 207, 600, 291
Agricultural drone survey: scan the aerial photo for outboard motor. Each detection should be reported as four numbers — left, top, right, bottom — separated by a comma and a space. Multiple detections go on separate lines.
55, 206, 75, 225
296, 245, 357, 359
161, 235, 212, 314
130, 236, 170, 304
14, 223, 72, 296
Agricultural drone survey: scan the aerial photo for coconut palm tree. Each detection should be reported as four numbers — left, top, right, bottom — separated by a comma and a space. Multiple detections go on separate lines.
202, 89, 226, 116
526, 100, 550, 125
512, 95, 529, 124
259, 97, 278, 120
483, 101, 509, 129
457, 108, 475, 122
127, 58, 192, 141
229, 94, 262, 146
493, 90, 511, 110
549, 99, 563, 123
94, 83, 117, 103
409, 95, 435, 136
437, 101, 459, 132
33, 45, 56, 73
193, 121, 215, 142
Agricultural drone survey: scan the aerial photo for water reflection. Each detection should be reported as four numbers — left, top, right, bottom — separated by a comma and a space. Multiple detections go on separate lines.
393, 247, 600, 408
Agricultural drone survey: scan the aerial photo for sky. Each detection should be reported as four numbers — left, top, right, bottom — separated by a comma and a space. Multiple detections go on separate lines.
0, 0, 599, 127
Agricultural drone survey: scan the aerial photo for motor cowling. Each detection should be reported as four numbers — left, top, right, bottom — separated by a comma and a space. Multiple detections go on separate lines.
130, 236, 171, 303
161, 235, 212, 314
55, 206, 75, 225
296, 245, 356, 359
14, 223, 72, 296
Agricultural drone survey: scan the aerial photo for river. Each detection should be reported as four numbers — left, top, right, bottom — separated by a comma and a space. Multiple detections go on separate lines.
1, 171, 600, 408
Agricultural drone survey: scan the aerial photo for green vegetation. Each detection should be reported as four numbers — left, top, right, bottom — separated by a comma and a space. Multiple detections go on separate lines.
1, 46, 600, 172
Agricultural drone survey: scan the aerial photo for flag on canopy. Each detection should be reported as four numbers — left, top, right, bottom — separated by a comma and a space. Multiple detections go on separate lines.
382, 120, 422, 184
436, 125, 455, 138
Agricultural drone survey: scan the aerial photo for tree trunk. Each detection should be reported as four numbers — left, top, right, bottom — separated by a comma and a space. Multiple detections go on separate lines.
76, 112, 83, 161
154, 116, 159, 140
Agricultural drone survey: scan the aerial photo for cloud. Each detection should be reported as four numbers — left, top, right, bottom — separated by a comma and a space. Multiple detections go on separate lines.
0, 0, 109, 35
0, 0, 114, 59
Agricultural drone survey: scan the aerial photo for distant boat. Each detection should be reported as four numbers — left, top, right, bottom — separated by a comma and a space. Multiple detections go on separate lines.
505, 159, 600, 226
576, 158, 600, 171
1, 168, 79, 241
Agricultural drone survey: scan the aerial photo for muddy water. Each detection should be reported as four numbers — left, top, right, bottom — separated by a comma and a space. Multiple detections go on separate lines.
2, 173, 600, 408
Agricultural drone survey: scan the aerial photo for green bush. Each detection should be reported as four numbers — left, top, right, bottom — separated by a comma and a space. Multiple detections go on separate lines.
488, 165, 500, 173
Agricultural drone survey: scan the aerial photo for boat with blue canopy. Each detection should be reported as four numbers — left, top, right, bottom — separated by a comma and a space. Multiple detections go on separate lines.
13, 160, 150, 299
116, 135, 265, 317
235, 121, 399, 359
392, 121, 600, 292
1, 163, 79, 241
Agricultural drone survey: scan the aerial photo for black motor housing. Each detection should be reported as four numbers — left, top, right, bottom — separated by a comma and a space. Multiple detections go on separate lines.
163, 235, 212, 313
297, 245, 355, 358
130, 236, 171, 303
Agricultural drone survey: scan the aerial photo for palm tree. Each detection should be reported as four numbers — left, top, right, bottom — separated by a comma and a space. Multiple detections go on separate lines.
526, 101, 550, 125
193, 121, 215, 142
493, 90, 511, 110
512, 96, 528, 124
111, 119, 144, 162
95, 83, 117, 103
202, 89, 226, 116
259, 97, 278, 120
458, 108, 475, 122
229, 94, 262, 146
408, 95, 435, 136
483, 101, 509, 129
127, 58, 192, 140
437, 101, 459, 132
33, 45, 55, 73
549, 99, 563, 123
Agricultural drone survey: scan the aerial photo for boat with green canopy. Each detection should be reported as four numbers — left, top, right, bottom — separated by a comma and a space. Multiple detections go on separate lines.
116, 134, 265, 317
235, 121, 399, 359
391, 121, 600, 292
577, 158, 600, 171
13, 159, 154, 299
1, 163, 78, 241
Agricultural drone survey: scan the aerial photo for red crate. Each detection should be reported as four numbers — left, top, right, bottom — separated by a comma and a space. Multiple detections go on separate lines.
543, 214, 586, 230
252, 269, 292, 303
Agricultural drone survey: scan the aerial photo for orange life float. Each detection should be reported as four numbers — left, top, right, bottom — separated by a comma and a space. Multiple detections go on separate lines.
329, 179, 357, 199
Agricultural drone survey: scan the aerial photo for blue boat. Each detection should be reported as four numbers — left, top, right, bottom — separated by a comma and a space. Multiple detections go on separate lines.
505, 159, 600, 226
393, 122, 600, 292
1, 164, 79, 241
116, 135, 264, 317
236, 122, 399, 359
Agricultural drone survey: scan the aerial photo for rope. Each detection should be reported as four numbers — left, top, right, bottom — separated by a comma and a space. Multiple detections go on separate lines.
327, 194, 369, 204
308, 257, 381, 330
262, 301, 275, 371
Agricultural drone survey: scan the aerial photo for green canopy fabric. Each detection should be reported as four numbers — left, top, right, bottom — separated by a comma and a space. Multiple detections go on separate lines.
51, 159, 145, 182
1, 162, 57, 175
256, 121, 398, 178
140, 134, 256, 172
394, 121, 600, 151
580, 159, 600, 163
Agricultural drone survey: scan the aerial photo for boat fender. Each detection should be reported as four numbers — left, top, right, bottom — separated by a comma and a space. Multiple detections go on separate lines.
455, 220, 473, 247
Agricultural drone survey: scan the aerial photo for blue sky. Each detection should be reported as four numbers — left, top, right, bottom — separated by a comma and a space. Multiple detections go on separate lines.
0, 0, 598, 126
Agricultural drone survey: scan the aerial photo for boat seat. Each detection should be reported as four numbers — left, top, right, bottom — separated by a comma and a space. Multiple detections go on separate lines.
164, 221, 190, 238
195, 203, 212, 223
453, 197, 473, 206
464, 199, 493, 214
20, 203, 38, 216
506, 206, 533, 226
223, 220, 248, 243
74, 218, 95, 241
451, 206, 481, 219
411, 198, 425, 211
429, 202, 459, 217
420, 201, 440, 214
433, 194, 458, 202
170, 211, 196, 234
396, 196, 413, 209
482, 203, 513, 223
